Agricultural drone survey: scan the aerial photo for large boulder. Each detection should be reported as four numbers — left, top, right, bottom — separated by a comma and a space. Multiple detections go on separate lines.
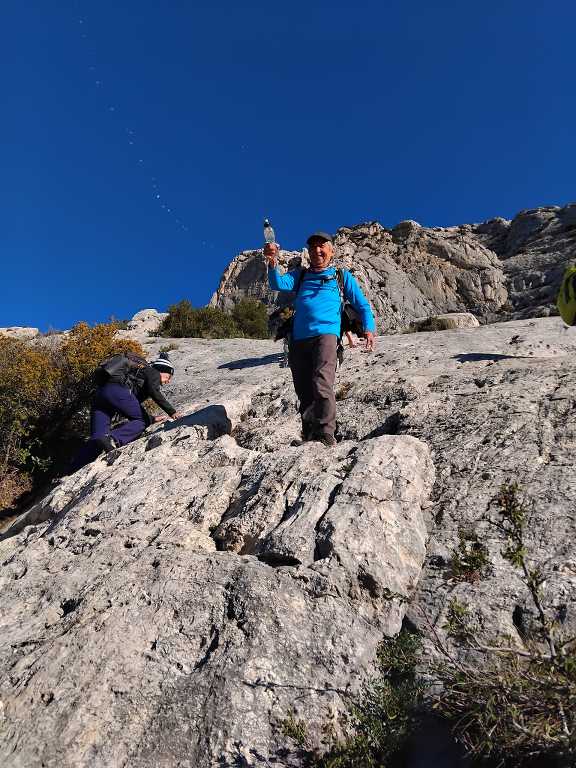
408, 312, 480, 332
116, 308, 168, 345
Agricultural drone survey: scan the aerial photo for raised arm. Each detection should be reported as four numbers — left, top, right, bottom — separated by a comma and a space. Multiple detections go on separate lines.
265, 242, 298, 292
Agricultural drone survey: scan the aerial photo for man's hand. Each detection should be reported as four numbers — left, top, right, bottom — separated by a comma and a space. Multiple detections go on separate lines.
154, 414, 168, 424
171, 412, 183, 421
363, 331, 375, 352
263, 242, 279, 268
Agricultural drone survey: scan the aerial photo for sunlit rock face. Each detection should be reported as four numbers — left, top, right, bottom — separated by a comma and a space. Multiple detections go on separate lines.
211, 203, 576, 331
1, 313, 576, 765
0, 327, 39, 339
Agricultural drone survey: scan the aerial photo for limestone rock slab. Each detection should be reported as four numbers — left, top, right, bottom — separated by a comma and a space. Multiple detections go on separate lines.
0, 327, 39, 340
0, 416, 432, 767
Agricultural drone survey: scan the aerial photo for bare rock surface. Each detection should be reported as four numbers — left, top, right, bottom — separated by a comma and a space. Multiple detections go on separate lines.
0, 327, 39, 340
116, 308, 168, 345
2, 318, 576, 766
210, 203, 576, 331
474, 204, 576, 317
232, 317, 576, 650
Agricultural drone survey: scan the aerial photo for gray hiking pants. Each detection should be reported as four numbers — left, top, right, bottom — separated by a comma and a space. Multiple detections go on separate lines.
289, 334, 338, 439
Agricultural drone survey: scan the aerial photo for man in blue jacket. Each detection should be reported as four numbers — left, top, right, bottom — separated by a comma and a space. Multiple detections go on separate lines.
265, 231, 375, 447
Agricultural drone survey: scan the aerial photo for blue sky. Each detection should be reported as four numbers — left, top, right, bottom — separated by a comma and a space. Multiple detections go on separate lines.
2, 0, 575, 330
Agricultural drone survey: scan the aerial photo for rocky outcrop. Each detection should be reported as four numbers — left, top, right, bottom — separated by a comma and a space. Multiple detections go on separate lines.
116, 308, 168, 344
1, 319, 576, 766
408, 312, 480, 332
0, 327, 39, 340
210, 203, 576, 331
474, 203, 576, 316
0, 311, 166, 349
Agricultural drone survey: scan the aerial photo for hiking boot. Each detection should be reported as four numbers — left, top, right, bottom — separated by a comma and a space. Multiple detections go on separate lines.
95, 435, 119, 454
318, 433, 337, 448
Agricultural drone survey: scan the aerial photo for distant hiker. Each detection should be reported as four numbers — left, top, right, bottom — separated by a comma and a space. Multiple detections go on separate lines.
69, 352, 181, 472
265, 232, 375, 446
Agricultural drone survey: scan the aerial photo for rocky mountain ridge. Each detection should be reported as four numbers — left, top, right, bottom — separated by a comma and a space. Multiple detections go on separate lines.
1, 316, 575, 766
4, 204, 574, 343
211, 203, 576, 332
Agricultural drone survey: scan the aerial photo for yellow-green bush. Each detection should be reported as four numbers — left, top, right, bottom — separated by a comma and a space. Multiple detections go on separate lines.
0, 322, 143, 513
59, 322, 142, 409
0, 336, 59, 476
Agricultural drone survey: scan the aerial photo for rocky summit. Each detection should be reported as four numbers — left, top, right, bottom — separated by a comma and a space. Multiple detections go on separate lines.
210, 203, 576, 331
1, 315, 576, 767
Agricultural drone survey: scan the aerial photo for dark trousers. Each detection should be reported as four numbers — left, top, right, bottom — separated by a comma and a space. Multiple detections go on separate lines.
68, 383, 147, 473
289, 334, 338, 439
91, 383, 147, 445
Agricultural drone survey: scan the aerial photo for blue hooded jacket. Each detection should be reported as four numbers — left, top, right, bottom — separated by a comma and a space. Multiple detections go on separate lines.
268, 265, 375, 341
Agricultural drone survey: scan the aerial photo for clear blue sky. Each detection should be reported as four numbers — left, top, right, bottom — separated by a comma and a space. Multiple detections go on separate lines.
2, 1, 575, 330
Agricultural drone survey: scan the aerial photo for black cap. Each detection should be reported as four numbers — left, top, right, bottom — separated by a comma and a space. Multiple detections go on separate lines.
306, 231, 333, 245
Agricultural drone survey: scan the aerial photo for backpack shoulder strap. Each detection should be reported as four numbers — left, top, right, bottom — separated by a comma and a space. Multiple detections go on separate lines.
336, 268, 346, 302
294, 267, 307, 294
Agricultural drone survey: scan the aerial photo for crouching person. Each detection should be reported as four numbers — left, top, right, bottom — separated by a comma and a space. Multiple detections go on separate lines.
92, 353, 180, 452
69, 353, 181, 472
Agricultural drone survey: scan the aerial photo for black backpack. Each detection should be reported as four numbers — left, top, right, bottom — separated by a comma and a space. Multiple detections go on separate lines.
95, 352, 149, 389
272, 268, 363, 342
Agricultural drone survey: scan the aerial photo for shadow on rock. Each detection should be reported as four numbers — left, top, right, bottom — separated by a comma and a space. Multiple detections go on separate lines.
218, 353, 283, 370
453, 352, 519, 363
164, 404, 232, 437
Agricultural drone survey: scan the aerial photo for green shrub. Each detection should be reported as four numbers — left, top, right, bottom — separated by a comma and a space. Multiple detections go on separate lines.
156, 298, 270, 339
107, 315, 130, 329
232, 299, 269, 339
156, 300, 241, 339
0, 335, 60, 484
281, 630, 426, 768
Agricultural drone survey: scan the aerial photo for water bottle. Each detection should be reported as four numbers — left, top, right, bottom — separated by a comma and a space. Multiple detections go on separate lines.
263, 218, 276, 245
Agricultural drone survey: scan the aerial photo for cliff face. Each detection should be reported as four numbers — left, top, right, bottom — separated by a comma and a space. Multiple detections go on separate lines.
210, 203, 576, 331
1, 317, 575, 766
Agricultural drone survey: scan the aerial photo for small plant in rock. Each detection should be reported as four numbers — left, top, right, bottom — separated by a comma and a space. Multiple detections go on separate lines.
335, 381, 354, 401
442, 597, 476, 644
449, 529, 490, 582
159, 343, 179, 354
431, 482, 575, 765
281, 630, 427, 768
280, 710, 310, 749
